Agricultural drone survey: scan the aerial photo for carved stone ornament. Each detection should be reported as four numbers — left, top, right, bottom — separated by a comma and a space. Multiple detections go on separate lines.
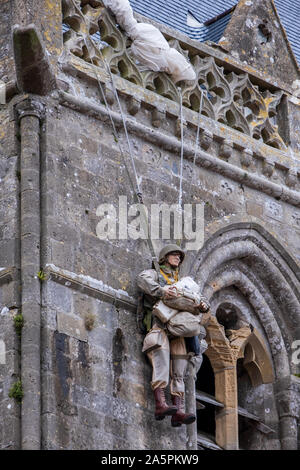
200, 130, 213, 151
16, 98, 45, 122
219, 139, 233, 161
240, 148, 253, 167
62, 0, 287, 150
286, 168, 298, 188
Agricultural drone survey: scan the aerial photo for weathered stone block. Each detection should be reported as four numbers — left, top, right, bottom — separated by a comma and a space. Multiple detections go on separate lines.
0, 239, 19, 266
219, 140, 233, 161
200, 130, 213, 151
126, 96, 141, 116
264, 199, 283, 221
77, 406, 104, 429
246, 200, 263, 218
118, 378, 147, 409
241, 148, 253, 167
57, 313, 87, 342
13, 25, 56, 95
50, 238, 75, 271
262, 160, 275, 177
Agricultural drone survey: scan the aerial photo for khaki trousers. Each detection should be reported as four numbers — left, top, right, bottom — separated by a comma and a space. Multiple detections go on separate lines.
146, 324, 189, 397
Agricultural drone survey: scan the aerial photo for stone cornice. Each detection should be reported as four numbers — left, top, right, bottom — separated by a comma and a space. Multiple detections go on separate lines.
57, 89, 300, 208
61, 3, 299, 156
45, 263, 137, 313
60, 55, 300, 185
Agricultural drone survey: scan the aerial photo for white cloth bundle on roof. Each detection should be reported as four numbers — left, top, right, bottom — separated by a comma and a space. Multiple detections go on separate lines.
102, 0, 196, 82
103, 0, 136, 32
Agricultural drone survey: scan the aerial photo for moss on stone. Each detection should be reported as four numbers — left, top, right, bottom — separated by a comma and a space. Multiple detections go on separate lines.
8, 380, 24, 403
13, 313, 24, 337
84, 313, 96, 331
37, 270, 47, 281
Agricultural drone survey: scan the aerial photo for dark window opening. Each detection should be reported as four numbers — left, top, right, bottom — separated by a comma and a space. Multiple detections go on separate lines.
216, 303, 239, 330
237, 357, 257, 450
196, 354, 216, 437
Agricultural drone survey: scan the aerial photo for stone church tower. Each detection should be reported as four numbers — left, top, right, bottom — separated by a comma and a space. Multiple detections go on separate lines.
0, 0, 299, 450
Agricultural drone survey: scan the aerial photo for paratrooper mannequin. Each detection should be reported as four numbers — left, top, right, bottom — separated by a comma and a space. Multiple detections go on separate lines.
137, 245, 210, 427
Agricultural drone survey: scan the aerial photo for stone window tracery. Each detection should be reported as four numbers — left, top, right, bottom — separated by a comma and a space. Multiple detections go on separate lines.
61, 0, 288, 151
195, 310, 274, 450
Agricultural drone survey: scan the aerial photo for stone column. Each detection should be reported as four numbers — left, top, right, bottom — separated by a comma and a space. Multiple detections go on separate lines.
205, 318, 245, 450
16, 98, 44, 450
276, 387, 299, 450
185, 334, 208, 450
185, 362, 197, 450
279, 415, 298, 450
214, 365, 239, 450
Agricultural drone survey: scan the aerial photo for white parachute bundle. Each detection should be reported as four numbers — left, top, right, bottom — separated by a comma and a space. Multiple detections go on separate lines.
102, 0, 196, 82
153, 277, 208, 337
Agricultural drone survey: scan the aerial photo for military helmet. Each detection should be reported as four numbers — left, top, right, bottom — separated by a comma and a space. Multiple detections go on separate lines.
158, 244, 185, 265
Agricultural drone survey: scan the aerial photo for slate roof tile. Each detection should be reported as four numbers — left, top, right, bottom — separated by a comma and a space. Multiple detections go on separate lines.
129, 0, 300, 65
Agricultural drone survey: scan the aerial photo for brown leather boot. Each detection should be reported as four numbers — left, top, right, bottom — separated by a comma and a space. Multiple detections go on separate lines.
171, 395, 196, 427
154, 388, 178, 421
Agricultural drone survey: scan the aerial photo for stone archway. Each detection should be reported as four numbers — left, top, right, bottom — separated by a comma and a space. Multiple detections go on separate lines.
190, 223, 300, 450
203, 315, 273, 449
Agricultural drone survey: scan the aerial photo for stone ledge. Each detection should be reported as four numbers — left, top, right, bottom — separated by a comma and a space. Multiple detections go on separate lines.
45, 263, 136, 313
60, 56, 300, 177
57, 90, 300, 208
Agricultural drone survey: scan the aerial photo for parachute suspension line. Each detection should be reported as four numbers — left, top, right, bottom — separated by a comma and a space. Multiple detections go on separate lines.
178, 87, 184, 212
175, 87, 188, 249
70, 0, 161, 274
176, 87, 205, 247
102, 60, 142, 198
70, 0, 141, 200
188, 88, 205, 202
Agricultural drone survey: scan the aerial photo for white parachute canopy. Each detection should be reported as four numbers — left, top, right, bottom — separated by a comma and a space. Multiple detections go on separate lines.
102, 0, 196, 83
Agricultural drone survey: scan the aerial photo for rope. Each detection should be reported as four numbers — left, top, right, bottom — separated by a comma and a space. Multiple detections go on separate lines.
97, 57, 160, 271
70, 1, 139, 197
69, 1, 203, 268
177, 88, 205, 208
178, 87, 184, 211
103, 62, 142, 196
70, 0, 160, 273
191, 89, 204, 191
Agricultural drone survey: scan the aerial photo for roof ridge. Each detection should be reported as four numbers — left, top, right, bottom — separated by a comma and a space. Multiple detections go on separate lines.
129, 0, 300, 66
270, 0, 300, 71
204, 6, 236, 27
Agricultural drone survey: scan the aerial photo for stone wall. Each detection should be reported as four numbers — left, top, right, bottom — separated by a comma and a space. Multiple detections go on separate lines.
38, 82, 300, 448
0, 0, 14, 84
0, 101, 21, 449
0, 0, 300, 451
41, 280, 186, 449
